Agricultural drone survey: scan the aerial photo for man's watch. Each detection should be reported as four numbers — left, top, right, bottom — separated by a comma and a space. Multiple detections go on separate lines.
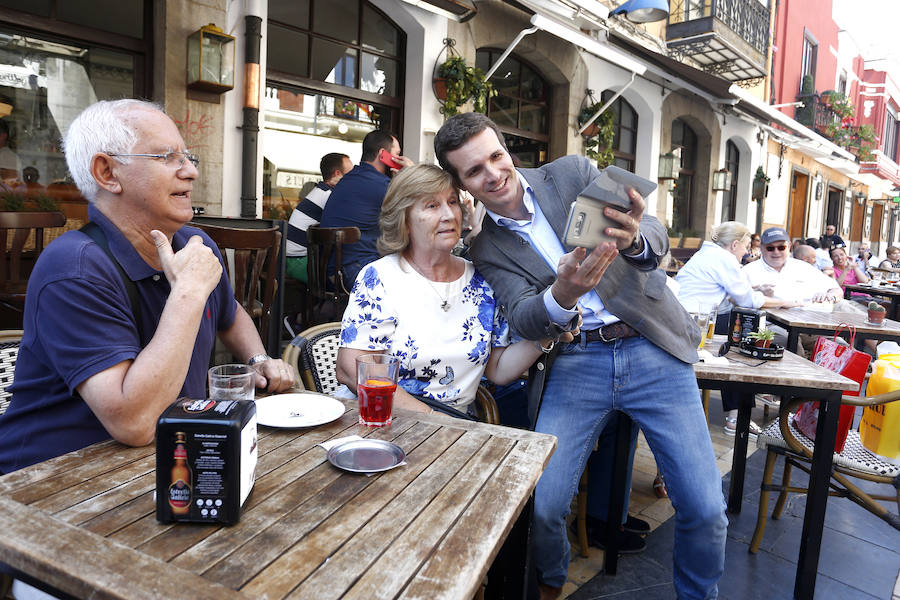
247, 354, 272, 366
624, 234, 642, 255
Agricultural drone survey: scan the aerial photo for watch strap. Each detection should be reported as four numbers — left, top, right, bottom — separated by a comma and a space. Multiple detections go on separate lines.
247, 353, 272, 366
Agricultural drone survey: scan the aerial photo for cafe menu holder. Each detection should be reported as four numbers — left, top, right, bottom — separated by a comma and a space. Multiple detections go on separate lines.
738, 340, 784, 360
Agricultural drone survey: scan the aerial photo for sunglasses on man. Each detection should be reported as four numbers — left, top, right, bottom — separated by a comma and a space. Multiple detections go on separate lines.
764, 244, 787, 252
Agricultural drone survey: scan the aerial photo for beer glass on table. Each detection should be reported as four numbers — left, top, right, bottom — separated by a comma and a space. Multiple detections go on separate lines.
356, 354, 400, 427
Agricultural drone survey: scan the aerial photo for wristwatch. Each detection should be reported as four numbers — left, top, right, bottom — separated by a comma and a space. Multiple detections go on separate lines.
247, 353, 272, 366
624, 234, 642, 255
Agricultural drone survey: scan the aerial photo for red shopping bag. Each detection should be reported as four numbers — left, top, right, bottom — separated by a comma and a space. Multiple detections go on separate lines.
792, 324, 870, 453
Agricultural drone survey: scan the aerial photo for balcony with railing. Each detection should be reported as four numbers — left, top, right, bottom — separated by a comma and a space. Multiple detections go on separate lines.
796, 92, 878, 162
666, 0, 770, 84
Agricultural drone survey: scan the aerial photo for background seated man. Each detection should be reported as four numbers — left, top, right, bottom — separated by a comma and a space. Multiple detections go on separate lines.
0, 99, 295, 476
285, 152, 353, 284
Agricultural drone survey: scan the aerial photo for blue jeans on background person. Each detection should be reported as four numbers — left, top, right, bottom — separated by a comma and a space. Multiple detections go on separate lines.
532, 335, 727, 598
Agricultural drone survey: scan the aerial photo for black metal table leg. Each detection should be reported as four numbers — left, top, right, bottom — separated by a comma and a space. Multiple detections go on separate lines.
603, 411, 633, 575
726, 389, 754, 513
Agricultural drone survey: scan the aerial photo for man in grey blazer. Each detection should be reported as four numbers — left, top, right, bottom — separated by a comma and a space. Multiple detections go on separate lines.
435, 113, 726, 600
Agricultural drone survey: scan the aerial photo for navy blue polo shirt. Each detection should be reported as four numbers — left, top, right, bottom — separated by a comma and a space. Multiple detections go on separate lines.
319, 162, 390, 272
0, 205, 237, 474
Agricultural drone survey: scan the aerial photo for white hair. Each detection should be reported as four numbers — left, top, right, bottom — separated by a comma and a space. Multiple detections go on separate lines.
709, 221, 750, 249
63, 99, 164, 202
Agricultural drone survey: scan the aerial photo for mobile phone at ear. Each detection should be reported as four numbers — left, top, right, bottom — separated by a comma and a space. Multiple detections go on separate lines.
563, 166, 657, 248
378, 148, 404, 170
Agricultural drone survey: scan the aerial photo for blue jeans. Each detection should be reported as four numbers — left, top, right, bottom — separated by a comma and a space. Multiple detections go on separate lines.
532, 336, 727, 598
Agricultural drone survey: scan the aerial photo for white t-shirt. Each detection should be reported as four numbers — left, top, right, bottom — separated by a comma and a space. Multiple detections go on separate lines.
676, 241, 765, 313
340, 254, 510, 407
742, 257, 839, 303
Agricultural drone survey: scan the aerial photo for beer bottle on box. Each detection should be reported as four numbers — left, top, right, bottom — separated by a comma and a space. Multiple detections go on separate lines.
168, 432, 191, 515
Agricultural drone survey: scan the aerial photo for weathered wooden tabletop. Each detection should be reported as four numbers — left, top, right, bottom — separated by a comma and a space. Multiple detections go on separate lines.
695, 336, 858, 391
0, 402, 556, 600
765, 306, 900, 338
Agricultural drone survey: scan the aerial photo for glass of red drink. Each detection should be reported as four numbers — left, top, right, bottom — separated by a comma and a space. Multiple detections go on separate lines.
356, 354, 400, 427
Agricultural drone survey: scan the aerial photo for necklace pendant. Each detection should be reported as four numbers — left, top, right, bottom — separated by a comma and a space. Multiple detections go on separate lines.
441, 300, 450, 312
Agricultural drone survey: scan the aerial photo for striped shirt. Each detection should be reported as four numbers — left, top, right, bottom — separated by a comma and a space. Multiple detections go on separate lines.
286, 182, 332, 257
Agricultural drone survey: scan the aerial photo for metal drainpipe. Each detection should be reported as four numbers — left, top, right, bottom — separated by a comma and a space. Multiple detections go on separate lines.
240, 15, 262, 218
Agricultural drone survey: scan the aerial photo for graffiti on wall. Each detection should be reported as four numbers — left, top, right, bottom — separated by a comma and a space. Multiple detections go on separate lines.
173, 108, 213, 151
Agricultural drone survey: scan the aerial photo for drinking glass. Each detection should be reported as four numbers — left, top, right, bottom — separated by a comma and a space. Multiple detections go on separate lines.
208, 364, 255, 401
690, 311, 710, 349
356, 354, 400, 427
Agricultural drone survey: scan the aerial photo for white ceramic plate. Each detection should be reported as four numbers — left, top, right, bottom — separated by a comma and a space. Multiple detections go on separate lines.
255, 392, 345, 428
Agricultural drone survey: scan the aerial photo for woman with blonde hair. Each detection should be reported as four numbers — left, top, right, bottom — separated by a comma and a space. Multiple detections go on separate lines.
336, 164, 572, 415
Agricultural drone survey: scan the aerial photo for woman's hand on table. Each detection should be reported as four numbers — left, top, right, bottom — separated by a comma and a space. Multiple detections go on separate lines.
253, 358, 296, 393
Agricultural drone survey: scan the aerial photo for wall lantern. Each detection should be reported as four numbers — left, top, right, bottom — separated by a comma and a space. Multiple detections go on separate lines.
658, 152, 680, 181
712, 168, 732, 192
814, 179, 824, 201
187, 24, 235, 94
855, 191, 866, 205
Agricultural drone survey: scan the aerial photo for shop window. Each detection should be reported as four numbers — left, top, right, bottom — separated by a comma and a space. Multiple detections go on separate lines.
0, 19, 146, 223
475, 49, 549, 167
600, 90, 637, 173
0, 0, 145, 39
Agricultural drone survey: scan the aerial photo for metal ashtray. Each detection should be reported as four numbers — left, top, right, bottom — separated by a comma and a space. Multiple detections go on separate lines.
738, 340, 784, 360
327, 439, 406, 473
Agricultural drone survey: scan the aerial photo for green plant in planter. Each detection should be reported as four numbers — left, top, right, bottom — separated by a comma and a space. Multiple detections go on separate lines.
746, 326, 776, 347
578, 103, 615, 169
867, 301, 887, 322
436, 55, 495, 117
752, 166, 770, 201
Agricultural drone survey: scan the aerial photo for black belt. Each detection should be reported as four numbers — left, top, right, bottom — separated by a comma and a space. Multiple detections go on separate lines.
573, 322, 640, 344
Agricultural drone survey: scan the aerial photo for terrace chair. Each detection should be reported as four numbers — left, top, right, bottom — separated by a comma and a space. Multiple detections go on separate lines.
305, 226, 360, 326
283, 323, 499, 424
0, 212, 66, 314
193, 223, 281, 347
750, 395, 900, 553
0, 329, 22, 599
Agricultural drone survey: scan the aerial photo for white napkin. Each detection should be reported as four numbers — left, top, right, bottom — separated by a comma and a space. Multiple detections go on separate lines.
318, 435, 363, 451
697, 349, 729, 365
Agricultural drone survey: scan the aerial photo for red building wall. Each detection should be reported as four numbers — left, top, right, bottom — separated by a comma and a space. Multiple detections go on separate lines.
772, 0, 839, 119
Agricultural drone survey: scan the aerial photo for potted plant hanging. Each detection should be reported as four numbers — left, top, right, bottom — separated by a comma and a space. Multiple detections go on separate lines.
752, 167, 770, 201
577, 95, 616, 169
434, 53, 495, 117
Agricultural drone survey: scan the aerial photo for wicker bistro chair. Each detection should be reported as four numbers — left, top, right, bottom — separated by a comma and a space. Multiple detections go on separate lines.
0, 329, 23, 417
750, 395, 900, 553
283, 323, 500, 424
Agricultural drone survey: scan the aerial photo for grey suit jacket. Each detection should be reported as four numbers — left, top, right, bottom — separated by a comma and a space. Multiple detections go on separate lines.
469, 155, 700, 365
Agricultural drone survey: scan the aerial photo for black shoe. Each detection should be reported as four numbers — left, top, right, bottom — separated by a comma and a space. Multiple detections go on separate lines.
585, 514, 651, 535
572, 520, 647, 554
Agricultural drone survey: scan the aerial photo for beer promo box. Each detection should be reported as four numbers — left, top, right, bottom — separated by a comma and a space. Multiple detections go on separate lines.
156, 398, 257, 525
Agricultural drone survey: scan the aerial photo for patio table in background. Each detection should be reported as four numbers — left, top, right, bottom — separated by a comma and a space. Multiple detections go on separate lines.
0, 401, 555, 600
693, 337, 858, 600
765, 306, 900, 352
843, 281, 900, 320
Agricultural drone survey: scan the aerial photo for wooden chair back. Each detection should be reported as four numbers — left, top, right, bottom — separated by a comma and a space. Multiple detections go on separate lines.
0, 212, 66, 307
0, 329, 23, 416
305, 226, 360, 324
192, 223, 281, 341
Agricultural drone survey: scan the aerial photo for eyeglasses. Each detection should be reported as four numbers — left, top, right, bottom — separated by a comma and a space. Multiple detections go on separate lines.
107, 151, 200, 169
764, 244, 787, 252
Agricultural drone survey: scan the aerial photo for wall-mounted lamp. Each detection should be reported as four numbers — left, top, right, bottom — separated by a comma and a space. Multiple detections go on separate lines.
658, 151, 680, 181
187, 24, 235, 94
712, 168, 732, 192
855, 191, 866, 205
815, 179, 824, 201
609, 0, 669, 23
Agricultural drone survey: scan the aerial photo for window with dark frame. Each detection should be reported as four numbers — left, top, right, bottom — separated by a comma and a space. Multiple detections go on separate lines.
721, 140, 740, 222
671, 118, 698, 233
475, 49, 550, 168
838, 71, 847, 95
800, 32, 817, 90
600, 90, 638, 173
884, 105, 899, 163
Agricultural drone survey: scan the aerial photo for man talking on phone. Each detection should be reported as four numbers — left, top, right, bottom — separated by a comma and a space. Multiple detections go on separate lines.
435, 113, 726, 600
320, 130, 413, 288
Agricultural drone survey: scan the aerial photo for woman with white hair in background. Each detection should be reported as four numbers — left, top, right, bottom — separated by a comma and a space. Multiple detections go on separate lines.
675, 221, 801, 435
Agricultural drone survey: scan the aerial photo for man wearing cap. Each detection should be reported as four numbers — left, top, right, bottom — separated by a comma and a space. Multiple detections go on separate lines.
744, 227, 842, 304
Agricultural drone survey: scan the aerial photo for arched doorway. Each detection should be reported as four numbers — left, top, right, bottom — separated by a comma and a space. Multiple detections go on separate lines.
475, 49, 550, 167
263, 0, 405, 218
601, 90, 638, 173
721, 140, 739, 222
671, 118, 698, 233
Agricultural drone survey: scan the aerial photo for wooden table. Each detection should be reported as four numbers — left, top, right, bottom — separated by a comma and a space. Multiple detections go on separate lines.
0, 402, 556, 600
765, 306, 900, 351
693, 337, 858, 600
844, 282, 900, 319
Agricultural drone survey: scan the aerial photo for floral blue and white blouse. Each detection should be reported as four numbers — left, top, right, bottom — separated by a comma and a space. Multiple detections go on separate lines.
340, 254, 510, 407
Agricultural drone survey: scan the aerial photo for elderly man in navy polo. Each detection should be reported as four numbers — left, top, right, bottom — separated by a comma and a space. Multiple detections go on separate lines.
0, 99, 295, 476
